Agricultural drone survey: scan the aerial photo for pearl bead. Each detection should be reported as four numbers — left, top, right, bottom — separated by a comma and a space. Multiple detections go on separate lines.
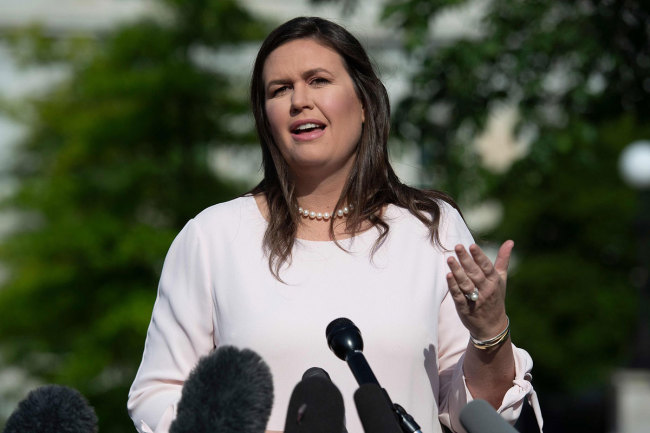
297, 204, 354, 221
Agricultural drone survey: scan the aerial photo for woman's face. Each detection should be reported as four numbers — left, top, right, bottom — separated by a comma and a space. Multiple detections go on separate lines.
262, 38, 365, 181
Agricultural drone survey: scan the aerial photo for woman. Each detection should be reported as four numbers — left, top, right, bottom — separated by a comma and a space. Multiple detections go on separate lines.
128, 16, 542, 433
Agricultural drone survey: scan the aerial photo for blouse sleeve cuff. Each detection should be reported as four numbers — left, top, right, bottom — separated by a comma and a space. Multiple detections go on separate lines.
448, 344, 544, 432
494, 345, 543, 430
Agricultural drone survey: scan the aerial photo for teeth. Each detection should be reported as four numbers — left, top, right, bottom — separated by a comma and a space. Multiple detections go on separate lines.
295, 123, 320, 131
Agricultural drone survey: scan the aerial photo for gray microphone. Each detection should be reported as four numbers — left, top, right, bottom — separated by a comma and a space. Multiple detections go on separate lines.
459, 399, 519, 433
169, 346, 273, 433
3, 385, 98, 433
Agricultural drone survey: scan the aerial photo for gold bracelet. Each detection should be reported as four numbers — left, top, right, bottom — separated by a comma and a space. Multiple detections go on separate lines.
470, 316, 510, 350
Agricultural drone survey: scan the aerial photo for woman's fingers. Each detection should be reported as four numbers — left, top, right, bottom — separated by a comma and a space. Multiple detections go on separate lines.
446, 269, 464, 300
455, 244, 494, 288
447, 242, 512, 338
446, 266, 479, 306
447, 242, 513, 303
457, 242, 514, 285
494, 240, 514, 277
447, 254, 476, 296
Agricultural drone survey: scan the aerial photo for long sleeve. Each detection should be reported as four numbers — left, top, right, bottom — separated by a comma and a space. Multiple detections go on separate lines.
127, 219, 215, 433
434, 204, 543, 432
126, 197, 543, 433
436, 290, 540, 432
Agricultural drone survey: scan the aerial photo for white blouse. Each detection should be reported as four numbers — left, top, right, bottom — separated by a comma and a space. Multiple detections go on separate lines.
128, 195, 542, 433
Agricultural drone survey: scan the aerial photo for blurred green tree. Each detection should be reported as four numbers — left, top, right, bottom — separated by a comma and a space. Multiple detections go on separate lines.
0, 1, 266, 431
379, 0, 649, 430
316, 0, 649, 429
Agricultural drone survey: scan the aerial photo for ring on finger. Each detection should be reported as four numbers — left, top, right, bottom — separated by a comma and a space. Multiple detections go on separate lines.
465, 287, 479, 302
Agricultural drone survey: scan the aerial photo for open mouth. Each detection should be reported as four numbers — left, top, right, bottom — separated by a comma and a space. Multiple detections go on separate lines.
291, 122, 325, 134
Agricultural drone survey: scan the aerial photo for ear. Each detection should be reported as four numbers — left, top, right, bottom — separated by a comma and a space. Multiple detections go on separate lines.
361, 106, 365, 123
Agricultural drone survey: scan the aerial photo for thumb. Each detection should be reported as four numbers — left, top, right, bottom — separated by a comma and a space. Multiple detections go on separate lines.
494, 240, 514, 276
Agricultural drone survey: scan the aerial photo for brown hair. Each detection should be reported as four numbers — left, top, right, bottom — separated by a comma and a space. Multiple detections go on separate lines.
249, 16, 459, 278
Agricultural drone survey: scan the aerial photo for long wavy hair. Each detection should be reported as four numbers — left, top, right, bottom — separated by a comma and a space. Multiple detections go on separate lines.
249, 16, 459, 279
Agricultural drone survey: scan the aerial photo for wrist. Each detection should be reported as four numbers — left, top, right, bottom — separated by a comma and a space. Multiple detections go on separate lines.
470, 313, 509, 340
470, 316, 510, 350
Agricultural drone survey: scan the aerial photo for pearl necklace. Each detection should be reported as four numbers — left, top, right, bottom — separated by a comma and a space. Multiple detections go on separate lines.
298, 204, 353, 221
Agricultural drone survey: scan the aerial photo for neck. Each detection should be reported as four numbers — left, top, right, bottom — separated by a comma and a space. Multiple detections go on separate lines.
292, 170, 349, 212
290, 172, 350, 239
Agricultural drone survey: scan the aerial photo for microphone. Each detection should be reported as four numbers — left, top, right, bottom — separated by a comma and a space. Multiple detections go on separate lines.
169, 345, 273, 433
326, 318, 379, 385
284, 367, 345, 433
3, 384, 98, 433
300, 367, 348, 433
459, 399, 519, 433
353, 383, 403, 433
326, 318, 422, 433
302, 366, 332, 381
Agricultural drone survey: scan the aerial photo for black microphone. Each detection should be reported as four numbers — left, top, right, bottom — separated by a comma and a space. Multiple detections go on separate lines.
169, 345, 273, 433
326, 318, 422, 433
3, 384, 98, 433
354, 383, 404, 433
326, 318, 379, 385
284, 367, 345, 433
460, 399, 519, 433
300, 367, 348, 433
302, 366, 332, 381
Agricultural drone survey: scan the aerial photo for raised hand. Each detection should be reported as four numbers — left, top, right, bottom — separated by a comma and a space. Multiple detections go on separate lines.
445, 240, 514, 340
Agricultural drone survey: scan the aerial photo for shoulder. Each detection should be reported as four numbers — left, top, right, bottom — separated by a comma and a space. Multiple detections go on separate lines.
437, 200, 465, 229
384, 198, 471, 247
384, 197, 463, 227
174, 195, 263, 247
436, 201, 473, 247
192, 195, 259, 227
162, 195, 262, 261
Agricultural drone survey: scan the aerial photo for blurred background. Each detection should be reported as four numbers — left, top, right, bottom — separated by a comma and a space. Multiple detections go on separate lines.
0, 0, 648, 432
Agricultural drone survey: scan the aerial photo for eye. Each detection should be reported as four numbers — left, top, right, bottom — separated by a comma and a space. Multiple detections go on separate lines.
270, 85, 290, 97
310, 77, 330, 86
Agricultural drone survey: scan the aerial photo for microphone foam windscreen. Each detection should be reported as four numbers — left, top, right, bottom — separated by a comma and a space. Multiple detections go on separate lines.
3, 385, 98, 433
284, 376, 345, 433
459, 399, 519, 433
353, 383, 402, 433
170, 345, 273, 433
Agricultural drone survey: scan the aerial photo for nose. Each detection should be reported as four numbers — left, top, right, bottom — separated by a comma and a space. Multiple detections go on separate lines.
290, 83, 313, 114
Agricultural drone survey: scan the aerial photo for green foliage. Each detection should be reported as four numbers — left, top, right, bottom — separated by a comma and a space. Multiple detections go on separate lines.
2, 0, 648, 429
0, 1, 267, 431
383, 0, 649, 405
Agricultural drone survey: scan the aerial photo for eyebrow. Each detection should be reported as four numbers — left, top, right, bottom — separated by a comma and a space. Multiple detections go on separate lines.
265, 67, 333, 89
